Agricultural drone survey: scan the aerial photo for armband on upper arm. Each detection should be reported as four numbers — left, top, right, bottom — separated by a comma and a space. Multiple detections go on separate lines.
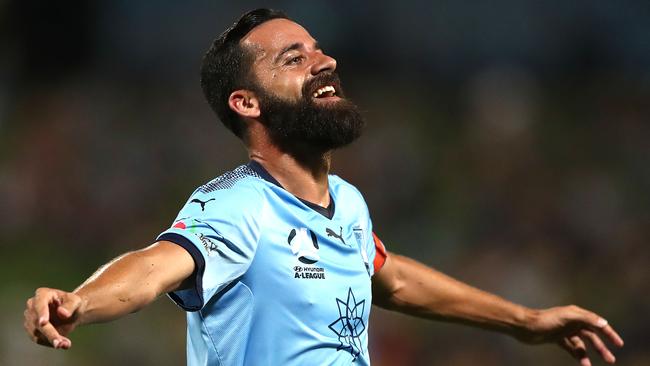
372, 232, 388, 273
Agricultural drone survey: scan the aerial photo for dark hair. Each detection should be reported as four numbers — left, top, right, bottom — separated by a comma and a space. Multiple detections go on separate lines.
201, 8, 289, 139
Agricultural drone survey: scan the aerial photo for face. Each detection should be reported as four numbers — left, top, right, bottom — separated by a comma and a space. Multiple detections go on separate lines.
239, 19, 364, 154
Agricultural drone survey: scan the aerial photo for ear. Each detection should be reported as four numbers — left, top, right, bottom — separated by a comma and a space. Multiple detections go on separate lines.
228, 90, 260, 119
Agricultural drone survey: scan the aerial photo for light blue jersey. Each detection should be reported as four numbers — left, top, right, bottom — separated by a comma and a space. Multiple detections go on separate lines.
157, 161, 387, 366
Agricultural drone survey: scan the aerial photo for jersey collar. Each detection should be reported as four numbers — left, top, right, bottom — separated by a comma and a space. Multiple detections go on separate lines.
247, 160, 335, 220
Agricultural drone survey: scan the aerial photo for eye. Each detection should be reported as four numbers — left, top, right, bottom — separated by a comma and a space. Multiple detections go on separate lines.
285, 55, 305, 65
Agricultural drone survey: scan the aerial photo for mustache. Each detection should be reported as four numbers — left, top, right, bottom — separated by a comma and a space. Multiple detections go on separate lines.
302, 72, 344, 99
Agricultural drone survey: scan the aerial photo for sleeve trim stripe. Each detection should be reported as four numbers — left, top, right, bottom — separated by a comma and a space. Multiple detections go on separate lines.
157, 232, 206, 312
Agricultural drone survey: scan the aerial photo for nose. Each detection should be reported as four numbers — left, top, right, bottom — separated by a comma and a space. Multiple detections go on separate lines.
310, 52, 337, 75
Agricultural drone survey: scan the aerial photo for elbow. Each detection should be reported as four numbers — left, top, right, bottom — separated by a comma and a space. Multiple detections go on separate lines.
383, 283, 418, 311
372, 254, 430, 314
373, 270, 409, 310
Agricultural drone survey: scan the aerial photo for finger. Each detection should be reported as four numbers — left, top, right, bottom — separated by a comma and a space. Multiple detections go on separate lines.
576, 311, 624, 347
53, 336, 72, 350
558, 338, 577, 358
24, 318, 39, 343
598, 324, 624, 348
569, 335, 591, 366
36, 332, 72, 350
57, 294, 82, 319
34, 333, 70, 349
559, 337, 585, 363
33, 289, 56, 326
35, 333, 54, 348
559, 337, 590, 366
37, 320, 64, 347
565, 307, 624, 347
59, 338, 72, 349
581, 329, 615, 364
24, 307, 34, 330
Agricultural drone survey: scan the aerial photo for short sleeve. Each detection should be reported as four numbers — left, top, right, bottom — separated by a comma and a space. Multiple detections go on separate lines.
362, 224, 388, 277
356, 210, 389, 277
156, 182, 263, 311
336, 177, 389, 277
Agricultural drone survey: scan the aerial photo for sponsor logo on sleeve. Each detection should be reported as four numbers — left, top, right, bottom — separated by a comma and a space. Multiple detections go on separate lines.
196, 233, 219, 257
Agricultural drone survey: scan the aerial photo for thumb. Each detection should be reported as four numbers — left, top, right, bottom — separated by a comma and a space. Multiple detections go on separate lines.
57, 294, 82, 319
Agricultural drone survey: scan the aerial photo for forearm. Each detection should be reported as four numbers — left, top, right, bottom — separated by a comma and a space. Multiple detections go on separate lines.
72, 242, 192, 326
72, 251, 163, 325
374, 254, 534, 337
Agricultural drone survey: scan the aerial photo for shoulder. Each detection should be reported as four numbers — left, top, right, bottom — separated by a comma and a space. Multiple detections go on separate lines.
329, 174, 364, 198
185, 165, 267, 215
198, 164, 264, 194
329, 174, 369, 210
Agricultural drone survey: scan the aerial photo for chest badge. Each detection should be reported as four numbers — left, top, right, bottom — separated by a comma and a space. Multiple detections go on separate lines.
287, 228, 320, 264
288, 228, 326, 280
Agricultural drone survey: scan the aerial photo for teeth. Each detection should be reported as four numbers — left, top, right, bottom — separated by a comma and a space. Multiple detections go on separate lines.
312, 85, 336, 98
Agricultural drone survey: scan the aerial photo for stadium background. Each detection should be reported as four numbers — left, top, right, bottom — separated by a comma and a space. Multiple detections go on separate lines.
1, 1, 648, 365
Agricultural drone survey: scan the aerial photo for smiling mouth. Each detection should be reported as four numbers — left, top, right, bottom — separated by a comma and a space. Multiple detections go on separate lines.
312, 85, 337, 99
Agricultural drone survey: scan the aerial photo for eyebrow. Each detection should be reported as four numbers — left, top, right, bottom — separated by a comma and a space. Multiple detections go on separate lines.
273, 41, 321, 64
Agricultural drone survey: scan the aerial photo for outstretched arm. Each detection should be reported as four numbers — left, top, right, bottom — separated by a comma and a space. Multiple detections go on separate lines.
24, 241, 194, 350
372, 253, 624, 366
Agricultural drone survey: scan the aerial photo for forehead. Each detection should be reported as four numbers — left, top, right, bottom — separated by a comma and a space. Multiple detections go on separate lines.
241, 18, 316, 58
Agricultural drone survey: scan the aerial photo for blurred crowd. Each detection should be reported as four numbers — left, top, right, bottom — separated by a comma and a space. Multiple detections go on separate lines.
1, 1, 648, 365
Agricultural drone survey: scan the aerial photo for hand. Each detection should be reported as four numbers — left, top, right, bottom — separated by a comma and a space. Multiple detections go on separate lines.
24, 288, 84, 350
517, 305, 624, 366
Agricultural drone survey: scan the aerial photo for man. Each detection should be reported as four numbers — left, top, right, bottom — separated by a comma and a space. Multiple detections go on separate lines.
24, 8, 623, 366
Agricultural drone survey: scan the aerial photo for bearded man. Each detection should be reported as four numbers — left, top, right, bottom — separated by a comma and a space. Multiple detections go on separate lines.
24, 8, 623, 366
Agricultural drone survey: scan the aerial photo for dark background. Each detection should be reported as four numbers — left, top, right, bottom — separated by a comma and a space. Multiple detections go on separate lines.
1, 1, 648, 365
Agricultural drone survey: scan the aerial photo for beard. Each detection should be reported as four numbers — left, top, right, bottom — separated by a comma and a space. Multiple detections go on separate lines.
253, 72, 365, 158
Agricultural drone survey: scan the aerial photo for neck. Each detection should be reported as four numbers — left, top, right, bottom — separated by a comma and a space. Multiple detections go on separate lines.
249, 147, 332, 208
